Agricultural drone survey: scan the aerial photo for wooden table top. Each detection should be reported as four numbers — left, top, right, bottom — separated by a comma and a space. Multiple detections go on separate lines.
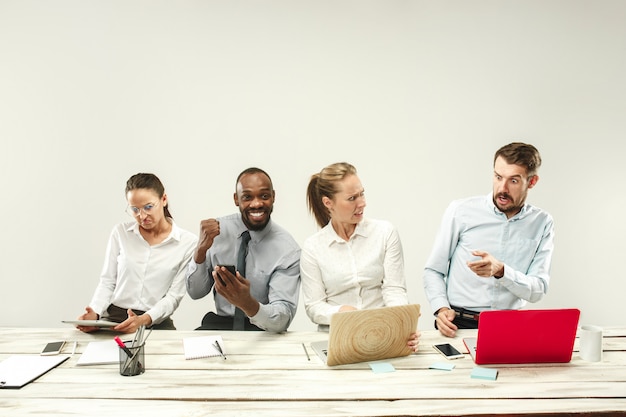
1, 327, 625, 416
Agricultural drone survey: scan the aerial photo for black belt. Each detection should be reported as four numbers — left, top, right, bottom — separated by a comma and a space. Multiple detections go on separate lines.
450, 306, 481, 321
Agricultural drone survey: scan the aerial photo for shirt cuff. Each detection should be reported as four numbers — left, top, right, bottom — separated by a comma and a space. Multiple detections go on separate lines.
249, 303, 269, 329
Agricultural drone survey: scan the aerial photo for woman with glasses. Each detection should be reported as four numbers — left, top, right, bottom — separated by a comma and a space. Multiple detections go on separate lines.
75, 173, 197, 333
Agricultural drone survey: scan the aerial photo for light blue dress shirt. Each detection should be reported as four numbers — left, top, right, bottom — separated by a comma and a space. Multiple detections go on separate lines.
186, 213, 301, 332
423, 193, 554, 315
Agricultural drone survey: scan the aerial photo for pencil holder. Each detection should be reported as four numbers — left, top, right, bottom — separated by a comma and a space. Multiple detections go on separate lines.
119, 341, 145, 376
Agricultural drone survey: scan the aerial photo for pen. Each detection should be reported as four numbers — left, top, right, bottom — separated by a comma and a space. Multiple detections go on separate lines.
71, 341, 77, 356
302, 343, 310, 361
213, 340, 227, 360
141, 327, 153, 345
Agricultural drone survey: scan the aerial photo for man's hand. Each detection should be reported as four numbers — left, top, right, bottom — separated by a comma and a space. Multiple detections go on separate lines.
194, 219, 220, 263
435, 307, 458, 338
467, 250, 504, 278
213, 266, 260, 317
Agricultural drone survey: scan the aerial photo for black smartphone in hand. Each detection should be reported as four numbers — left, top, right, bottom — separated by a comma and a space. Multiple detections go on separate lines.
216, 265, 236, 286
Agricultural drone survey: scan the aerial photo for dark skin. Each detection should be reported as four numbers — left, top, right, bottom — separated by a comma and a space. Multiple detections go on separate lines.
193, 172, 275, 319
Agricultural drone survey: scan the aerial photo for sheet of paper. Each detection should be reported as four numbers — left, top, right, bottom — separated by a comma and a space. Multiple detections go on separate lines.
429, 362, 456, 371
76, 340, 121, 366
471, 366, 498, 381
368, 362, 395, 373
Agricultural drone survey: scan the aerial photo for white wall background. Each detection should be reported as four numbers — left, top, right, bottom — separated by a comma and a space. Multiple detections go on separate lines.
1, 0, 625, 332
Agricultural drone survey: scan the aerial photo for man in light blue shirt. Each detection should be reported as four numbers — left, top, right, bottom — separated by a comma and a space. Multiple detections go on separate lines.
424, 143, 554, 337
186, 167, 301, 332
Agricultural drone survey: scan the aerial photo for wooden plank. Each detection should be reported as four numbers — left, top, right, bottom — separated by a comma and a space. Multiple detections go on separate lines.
1, 327, 625, 416
1, 398, 626, 417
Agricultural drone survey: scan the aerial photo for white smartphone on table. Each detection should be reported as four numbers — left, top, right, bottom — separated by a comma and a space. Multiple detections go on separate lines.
433, 343, 464, 360
41, 341, 66, 356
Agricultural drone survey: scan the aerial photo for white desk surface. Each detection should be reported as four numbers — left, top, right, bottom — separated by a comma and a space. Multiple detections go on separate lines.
1, 327, 625, 416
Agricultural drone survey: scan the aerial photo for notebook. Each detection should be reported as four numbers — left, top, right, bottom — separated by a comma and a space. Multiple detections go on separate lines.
76, 339, 122, 366
182, 335, 225, 360
310, 304, 421, 366
0, 355, 69, 389
462, 308, 580, 365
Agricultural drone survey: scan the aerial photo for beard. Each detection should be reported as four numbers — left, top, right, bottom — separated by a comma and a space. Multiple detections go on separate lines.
241, 207, 273, 231
493, 192, 525, 216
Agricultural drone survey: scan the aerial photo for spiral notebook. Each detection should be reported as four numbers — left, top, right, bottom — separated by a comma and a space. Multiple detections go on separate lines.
182, 335, 225, 360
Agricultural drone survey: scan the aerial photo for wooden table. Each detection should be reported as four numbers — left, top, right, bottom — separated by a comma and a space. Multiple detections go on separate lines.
1, 327, 625, 416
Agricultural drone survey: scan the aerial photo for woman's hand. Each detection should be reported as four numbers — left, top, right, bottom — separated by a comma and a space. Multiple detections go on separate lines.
76, 306, 99, 333
113, 309, 152, 334
407, 331, 421, 353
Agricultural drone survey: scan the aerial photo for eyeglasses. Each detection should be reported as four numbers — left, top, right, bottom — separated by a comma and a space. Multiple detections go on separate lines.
126, 201, 160, 217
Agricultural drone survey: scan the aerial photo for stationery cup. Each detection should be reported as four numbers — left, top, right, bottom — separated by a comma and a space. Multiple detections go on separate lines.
119, 342, 145, 376
579, 325, 603, 362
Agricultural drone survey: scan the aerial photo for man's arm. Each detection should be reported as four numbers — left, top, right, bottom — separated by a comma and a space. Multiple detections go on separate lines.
250, 253, 301, 332
186, 218, 220, 299
423, 202, 460, 315
493, 218, 554, 303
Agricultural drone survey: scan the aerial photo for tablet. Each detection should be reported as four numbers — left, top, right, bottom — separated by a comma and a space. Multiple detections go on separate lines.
62, 320, 118, 328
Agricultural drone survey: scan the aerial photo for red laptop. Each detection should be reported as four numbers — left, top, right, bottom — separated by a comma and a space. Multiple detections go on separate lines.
463, 308, 580, 365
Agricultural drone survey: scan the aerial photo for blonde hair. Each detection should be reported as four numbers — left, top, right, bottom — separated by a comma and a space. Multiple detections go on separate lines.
306, 162, 357, 228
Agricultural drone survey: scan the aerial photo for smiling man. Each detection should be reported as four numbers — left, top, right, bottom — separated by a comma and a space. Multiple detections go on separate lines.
186, 167, 301, 332
423, 143, 554, 337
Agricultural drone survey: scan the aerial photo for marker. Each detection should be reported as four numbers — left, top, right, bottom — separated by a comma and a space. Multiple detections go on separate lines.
114, 336, 133, 357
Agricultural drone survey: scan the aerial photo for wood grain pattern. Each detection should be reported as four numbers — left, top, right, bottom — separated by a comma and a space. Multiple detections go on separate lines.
326, 303, 420, 365
1, 327, 625, 416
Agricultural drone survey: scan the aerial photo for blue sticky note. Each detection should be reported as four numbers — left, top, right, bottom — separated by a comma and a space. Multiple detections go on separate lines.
471, 366, 498, 380
429, 362, 455, 371
369, 362, 395, 373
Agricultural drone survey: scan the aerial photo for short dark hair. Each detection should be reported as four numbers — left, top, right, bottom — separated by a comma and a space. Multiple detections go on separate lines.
235, 167, 273, 190
494, 142, 542, 177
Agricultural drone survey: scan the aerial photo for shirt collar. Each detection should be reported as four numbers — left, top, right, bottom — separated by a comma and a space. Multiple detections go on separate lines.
235, 216, 273, 243
322, 218, 369, 244
126, 220, 181, 242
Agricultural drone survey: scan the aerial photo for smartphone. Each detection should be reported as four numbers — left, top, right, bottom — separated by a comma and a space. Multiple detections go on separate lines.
433, 343, 464, 360
41, 341, 65, 356
216, 265, 236, 286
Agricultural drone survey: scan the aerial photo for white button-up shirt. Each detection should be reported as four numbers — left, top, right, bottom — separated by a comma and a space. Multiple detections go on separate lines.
89, 221, 198, 324
300, 218, 409, 327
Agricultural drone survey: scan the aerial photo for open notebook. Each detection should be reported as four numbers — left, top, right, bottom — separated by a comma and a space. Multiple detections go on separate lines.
182, 335, 225, 360
0, 355, 69, 389
311, 304, 421, 366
